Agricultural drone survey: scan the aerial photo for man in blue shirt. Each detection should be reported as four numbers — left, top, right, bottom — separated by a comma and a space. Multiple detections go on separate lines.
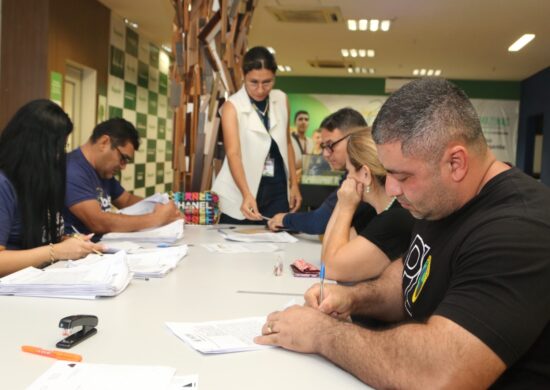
268, 108, 374, 234
64, 118, 181, 235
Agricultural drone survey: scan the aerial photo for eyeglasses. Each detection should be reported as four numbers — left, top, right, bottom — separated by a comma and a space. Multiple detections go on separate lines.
245, 79, 274, 90
115, 147, 132, 165
320, 134, 350, 154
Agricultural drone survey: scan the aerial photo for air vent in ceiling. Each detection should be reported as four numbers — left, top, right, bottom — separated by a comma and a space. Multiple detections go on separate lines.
266, 7, 342, 23
308, 59, 351, 69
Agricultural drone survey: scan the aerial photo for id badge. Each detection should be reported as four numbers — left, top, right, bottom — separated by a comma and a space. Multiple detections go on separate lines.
262, 156, 275, 177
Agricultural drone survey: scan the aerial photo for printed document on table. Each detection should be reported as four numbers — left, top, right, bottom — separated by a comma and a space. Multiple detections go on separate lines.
166, 317, 273, 354
117, 192, 169, 215
69, 246, 188, 278
217, 229, 298, 243
26, 361, 177, 390
101, 219, 184, 244
202, 243, 279, 253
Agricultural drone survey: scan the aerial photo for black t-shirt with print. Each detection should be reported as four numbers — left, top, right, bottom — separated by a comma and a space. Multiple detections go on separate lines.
402, 167, 550, 387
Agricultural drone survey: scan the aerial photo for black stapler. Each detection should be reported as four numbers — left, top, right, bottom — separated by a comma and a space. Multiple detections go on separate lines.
56, 314, 98, 349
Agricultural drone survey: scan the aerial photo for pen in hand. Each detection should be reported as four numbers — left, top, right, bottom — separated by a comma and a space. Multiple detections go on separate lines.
319, 263, 326, 304
71, 226, 102, 256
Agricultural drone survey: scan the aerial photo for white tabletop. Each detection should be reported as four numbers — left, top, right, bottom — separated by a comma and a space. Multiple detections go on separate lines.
0, 226, 369, 389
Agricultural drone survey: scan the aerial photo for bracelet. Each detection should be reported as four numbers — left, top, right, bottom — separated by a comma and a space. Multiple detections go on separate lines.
48, 243, 56, 265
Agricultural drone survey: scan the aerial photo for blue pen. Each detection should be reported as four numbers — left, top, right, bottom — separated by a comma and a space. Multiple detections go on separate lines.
319, 263, 326, 303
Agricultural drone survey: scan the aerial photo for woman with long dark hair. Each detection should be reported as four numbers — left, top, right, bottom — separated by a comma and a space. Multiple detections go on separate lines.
212, 46, 302, 224
0, 99, 103, 276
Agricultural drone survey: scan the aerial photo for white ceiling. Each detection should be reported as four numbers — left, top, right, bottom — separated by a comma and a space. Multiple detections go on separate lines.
99, 0, 550, 81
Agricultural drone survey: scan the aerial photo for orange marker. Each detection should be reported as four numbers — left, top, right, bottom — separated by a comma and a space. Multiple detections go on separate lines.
21, 345, 82, 362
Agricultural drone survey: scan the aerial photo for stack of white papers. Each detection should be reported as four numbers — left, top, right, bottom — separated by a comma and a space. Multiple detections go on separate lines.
101, 219, 184, 245
27, 361, 198, 390
103, 241, 143, 253
117, 193, 170, 215
127, 246, 189, 278
202, 243, 279, 253
0, 252, 131, 299
71, 246, 189, 279
218, 229, 298, 243
166, 317, 272, 354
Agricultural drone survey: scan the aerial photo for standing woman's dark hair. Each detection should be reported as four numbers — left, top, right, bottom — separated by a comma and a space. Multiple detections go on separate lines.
0, 99, 72, 248
242, 46, 278, 75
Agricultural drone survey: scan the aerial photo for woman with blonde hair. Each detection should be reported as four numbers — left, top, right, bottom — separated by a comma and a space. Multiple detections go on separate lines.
321, 127, 414, 282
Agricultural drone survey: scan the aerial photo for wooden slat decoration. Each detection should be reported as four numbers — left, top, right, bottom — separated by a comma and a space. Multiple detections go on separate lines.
170, 0, 257, 191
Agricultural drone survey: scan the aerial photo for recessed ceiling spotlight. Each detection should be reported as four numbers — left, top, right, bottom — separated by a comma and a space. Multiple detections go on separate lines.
359, 19, 368, 31
124, 18, 139, 29
380, 20, 391, 31
358, 49, 366, 58
350, 49, 358, 58
284, 65, 292, 72
347, 67, 353, 74
341, 49, 350, 57
434, 69, 442, 76
369, 19, 379, 32
267, 47, 276, 54
347, 20, 357, 31
277, 65, 285, 72
367, 49, 375, 58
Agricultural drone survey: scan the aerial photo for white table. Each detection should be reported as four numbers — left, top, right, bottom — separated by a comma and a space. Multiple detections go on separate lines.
0, 226, 368, 389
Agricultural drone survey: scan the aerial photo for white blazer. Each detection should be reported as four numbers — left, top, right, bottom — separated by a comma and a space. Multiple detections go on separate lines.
212, 86, 289, 219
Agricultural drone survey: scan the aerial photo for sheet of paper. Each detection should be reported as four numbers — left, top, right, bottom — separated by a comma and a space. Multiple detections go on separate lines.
166, 317, 273, 354
26, 361, 176, 390
117, 193, 170, 216
102, 241, 143, 253
201, 243, 279, 253
69, 246, 188, 278
217, 229, 298, 243
101, 219, 184, 244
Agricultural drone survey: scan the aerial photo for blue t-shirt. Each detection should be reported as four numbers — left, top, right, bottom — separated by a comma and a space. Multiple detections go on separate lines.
0, 171, 64, 249
64, 148, 125, 234
0, 171, 22, 249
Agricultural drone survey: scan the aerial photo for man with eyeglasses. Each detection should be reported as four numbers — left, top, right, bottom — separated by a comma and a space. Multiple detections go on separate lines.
63, 118, 181, 235
268, 108, 375, 234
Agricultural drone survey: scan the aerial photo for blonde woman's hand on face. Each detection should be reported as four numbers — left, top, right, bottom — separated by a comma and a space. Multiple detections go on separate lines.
337, 177, 362, 210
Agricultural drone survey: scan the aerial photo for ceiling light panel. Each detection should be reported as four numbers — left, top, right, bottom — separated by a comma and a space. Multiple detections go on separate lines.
347, 19, 391, 32
412, 68, 442, 77
508, 34, 535, 52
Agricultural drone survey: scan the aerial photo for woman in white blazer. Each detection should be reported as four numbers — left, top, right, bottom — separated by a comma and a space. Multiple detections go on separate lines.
212, 47, 302, 223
